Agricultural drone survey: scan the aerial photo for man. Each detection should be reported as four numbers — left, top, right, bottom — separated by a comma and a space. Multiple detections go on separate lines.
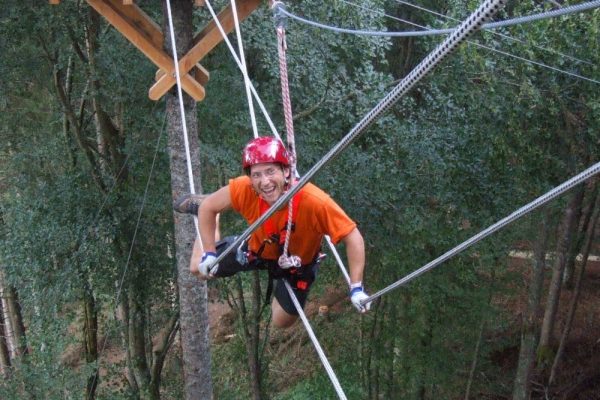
174, 136, 370, 328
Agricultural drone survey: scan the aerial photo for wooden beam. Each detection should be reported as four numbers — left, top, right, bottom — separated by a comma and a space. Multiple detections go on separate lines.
86, 0, 205, 101
122, 0, 133, 4
148, 0, 260, 101
107, 0, 163, 49
108, 0, 210, 90
156, 64, 210, 86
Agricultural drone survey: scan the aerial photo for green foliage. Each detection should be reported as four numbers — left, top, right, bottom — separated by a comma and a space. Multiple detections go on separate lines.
2, 0, 599, 398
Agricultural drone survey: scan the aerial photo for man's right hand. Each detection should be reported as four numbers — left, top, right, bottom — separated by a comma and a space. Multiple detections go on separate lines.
198, 252, 218, 278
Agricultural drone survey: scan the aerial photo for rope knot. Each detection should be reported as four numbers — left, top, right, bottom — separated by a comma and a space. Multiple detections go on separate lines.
272, 1, 287, 29
278, 254, 301, 269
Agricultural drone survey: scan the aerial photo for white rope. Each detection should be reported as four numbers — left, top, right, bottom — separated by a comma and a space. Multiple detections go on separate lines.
165, 0, 202, 239
204, 0, 281, 141
283, 281, 348, 400
205, 5, 350, 395
326, 235, 352, 286
362, 161, 600, 305
231, 0, 259, 138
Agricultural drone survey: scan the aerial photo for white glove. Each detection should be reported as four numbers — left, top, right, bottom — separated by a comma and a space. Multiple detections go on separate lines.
350, 284, 371, 313
199, 252, 218, 277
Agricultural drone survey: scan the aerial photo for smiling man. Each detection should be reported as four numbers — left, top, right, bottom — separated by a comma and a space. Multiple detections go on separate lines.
175, 136, 370, 328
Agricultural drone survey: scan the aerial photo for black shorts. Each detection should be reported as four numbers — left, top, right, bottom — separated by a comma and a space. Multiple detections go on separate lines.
213, 236, 319, 315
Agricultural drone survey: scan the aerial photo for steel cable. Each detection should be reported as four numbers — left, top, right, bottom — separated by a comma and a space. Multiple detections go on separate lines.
275, 0, 600, 37
362, 161, 600, 305
208, 0, 508, 271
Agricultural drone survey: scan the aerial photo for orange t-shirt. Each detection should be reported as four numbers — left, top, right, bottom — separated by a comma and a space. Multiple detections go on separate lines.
229, 176, 356, 264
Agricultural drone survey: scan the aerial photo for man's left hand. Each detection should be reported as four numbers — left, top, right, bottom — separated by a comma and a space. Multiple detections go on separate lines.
350, 286, 371, 313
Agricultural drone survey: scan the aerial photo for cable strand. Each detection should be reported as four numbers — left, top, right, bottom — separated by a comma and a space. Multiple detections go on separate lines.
362, 161, 600, 305
208, 0, 508, 270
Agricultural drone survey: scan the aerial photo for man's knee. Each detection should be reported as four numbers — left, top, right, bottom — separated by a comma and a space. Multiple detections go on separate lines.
271, 297, 297, 329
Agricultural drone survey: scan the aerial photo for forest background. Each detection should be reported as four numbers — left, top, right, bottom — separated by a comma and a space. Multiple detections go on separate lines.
1, 0, 599, 399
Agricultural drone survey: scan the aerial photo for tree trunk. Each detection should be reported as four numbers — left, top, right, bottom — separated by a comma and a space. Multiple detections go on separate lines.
538, 188, 584, 363
83, 283, 99, 400
248, 270, 262, 400
128, 283, 153, 399
1, 280, 27, 357
549, 190, 599, 385
163, 1, 212, 398
563, 180, 597, 288
465, 264, 496, 400
150, 314, 180, 398
512, 212, 551, 399
231, 271, 262, 400
117, 288, 139, 395
0, 298, 11, 376
465, 320, 486, 400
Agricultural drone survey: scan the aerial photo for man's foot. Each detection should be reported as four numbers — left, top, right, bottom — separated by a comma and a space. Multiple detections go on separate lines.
173, 193, 208, 215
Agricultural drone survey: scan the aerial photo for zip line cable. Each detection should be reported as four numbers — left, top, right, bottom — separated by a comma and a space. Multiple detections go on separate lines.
395, 0, 594, 67
276, 0, 600, 84
275, 0, 600, 37
340, 0, 600, 85
208, 0, 508, 271
91, 114, 166, 391
231, 0, 259, 138
361, 161, 600, 306
283, 281, 348, 399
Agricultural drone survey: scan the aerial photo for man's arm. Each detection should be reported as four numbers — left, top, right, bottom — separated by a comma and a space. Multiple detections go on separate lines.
198, 185, 232, 254
340, 227, 371, 313
188, 187, 231, 278
340, 227, 365, 285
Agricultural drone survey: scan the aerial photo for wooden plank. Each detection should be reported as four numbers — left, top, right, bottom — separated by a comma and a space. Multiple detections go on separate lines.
122, 0, 133, 4
86, 0, 205, 101
108, 0, 209, 87
148, 0, 260, 100
155, 64, 210, 86
194, 64, 210, 86
107, 0, 163, 49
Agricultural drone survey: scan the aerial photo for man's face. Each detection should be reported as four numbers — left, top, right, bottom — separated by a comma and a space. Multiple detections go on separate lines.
249, 163, 289, 205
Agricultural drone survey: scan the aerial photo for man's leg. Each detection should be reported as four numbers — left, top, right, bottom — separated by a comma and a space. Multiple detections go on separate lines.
271, 278, 313, 329
272, 297, 298, 328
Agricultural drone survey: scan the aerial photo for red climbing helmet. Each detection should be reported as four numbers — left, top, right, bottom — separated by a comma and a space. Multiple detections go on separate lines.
242, 137, 289, 171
